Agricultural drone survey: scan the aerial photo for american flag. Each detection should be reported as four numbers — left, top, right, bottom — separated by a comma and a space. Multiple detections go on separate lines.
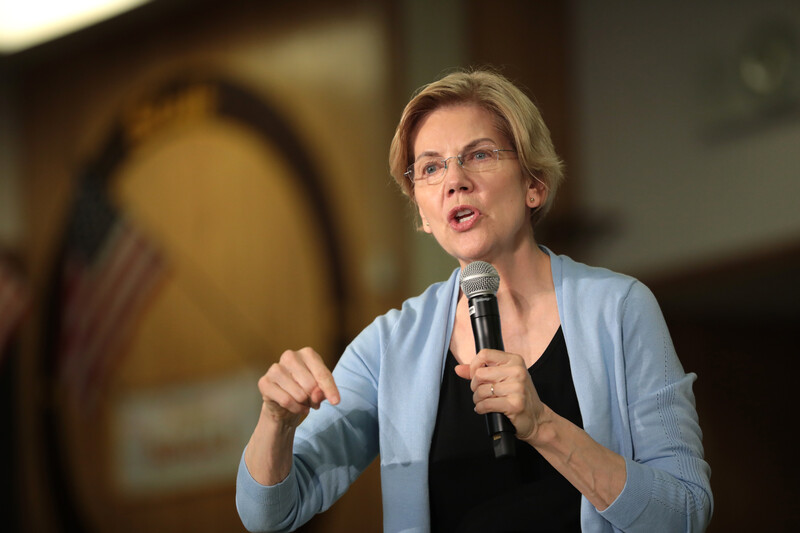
0, 256, 29, 361
57, 176, 166, 410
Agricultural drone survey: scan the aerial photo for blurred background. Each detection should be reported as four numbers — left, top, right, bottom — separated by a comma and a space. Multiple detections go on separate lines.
1, 0, 798, 531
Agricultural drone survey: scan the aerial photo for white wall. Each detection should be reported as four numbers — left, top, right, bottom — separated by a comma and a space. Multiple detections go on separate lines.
573, 0, 800, 278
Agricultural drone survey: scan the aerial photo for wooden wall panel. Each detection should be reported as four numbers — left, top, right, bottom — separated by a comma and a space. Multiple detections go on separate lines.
14, 2, 401, 532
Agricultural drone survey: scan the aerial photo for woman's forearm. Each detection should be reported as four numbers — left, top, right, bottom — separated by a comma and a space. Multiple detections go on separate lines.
524, 405, 627, 511
244, 403, 298, 486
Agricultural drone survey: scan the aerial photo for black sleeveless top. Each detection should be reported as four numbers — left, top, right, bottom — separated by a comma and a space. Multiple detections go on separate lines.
428, 327, 583, 532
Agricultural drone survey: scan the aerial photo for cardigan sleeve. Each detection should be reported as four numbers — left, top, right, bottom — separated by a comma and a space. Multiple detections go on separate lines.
599, 281, 713, 532
235, 315, 387, 532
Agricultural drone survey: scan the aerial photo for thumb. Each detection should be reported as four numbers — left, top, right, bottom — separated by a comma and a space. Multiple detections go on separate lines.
454, 364, 472, 380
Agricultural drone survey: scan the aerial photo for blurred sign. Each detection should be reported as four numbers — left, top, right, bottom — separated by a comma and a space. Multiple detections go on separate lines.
112, 370, 259, 495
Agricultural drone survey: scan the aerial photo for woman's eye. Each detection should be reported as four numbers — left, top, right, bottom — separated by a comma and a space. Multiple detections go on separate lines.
423, 163, 439, 175
471, 149, 492, 161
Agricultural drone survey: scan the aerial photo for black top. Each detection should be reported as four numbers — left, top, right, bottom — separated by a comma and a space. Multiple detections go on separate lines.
428, 327, 583, 533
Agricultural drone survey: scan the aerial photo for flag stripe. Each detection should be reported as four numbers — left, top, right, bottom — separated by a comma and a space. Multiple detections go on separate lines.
75, 230, 165, 406
60, 224, 145, 382
55, 177, 166, 414
61, 223, 164, 400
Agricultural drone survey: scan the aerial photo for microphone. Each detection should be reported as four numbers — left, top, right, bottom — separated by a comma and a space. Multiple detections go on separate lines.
459, 261, 516, 459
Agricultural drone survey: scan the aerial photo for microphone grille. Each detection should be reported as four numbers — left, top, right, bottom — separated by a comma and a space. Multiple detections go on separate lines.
460, 261, 500, 298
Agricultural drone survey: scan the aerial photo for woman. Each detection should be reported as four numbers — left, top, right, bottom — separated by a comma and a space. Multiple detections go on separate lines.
236, 69, 713, 532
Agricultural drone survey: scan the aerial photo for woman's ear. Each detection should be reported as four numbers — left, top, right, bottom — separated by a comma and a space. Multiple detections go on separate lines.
526, 184, 539, 210
418, 206, 432, 233
526, 177, 547, 210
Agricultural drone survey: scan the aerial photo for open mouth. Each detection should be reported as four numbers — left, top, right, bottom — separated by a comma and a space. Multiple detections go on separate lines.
448, 206, 479, 227
454, 209, 475, 223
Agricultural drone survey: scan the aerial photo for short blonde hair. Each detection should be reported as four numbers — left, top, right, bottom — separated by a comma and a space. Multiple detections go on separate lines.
389, 68, 564, 227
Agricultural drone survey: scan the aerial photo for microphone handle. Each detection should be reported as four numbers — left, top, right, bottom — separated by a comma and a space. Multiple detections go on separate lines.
468, 295, 516, 459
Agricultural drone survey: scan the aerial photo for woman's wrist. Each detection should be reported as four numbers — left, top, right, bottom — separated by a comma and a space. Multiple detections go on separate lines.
520, 403, 558, 448
259, 400, 308, 436
521, 406, 626, 510
244, 403, 299, 486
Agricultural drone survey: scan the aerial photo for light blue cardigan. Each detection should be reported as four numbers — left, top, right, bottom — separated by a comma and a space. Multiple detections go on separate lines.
236, 249, 713, 532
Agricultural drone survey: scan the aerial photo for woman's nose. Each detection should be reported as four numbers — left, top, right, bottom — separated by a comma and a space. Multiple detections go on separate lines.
444, 162, 473, 196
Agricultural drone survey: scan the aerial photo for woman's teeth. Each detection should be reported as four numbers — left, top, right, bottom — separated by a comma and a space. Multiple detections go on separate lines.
455, 209, 475, 222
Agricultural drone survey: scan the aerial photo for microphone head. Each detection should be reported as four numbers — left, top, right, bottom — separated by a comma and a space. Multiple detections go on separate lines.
460, 261, 500, 298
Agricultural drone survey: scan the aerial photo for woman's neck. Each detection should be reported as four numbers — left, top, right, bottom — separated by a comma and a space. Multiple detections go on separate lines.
500, 248, 552, 318
453, 240, 559, 366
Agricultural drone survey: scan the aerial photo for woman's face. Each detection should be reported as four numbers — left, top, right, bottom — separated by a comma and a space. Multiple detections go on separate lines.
411, 104, 540, 267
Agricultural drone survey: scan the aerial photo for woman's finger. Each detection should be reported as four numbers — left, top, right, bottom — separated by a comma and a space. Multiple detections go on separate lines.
278, 349, 320, 397
278, 348, 340, 407
473, 395, 509, 416
297, 347, 340, 405
469, 361, 528, 394
469, 348, 508, 372
259, 373, 311, 417
454, 363, 472, 380
268, 363, 318, 407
